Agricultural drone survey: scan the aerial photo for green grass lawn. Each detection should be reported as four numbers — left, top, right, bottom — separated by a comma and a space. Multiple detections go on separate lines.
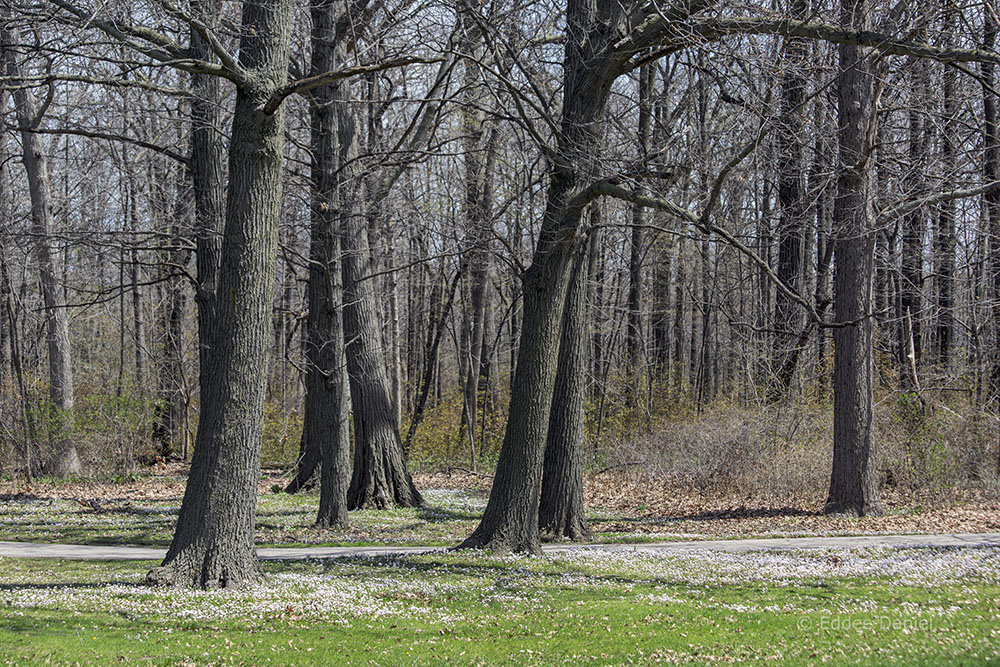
1, 546, 998, 665
0, 488, 710, 548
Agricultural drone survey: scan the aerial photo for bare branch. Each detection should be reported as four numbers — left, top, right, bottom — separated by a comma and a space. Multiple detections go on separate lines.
262, 56, 444, 115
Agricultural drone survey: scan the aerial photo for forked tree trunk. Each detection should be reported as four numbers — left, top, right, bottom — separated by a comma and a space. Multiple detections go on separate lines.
2, 32, 80, 476
458, 0, 623, 553
147, 0, 293, 589
826, 0, 883, 517
539, 237, 593, 541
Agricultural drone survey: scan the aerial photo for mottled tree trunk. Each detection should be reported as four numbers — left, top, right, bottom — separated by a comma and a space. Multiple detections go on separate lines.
826, 0, 883, 517
148, 0, 293, 589
2, 33, 79, 476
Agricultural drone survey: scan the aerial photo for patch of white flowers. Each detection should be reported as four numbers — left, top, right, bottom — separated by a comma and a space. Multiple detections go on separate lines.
1, 545, 995, 625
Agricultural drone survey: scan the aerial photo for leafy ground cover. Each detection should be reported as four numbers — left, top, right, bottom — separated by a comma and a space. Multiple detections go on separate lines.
1, 546, 998, 664
0, 469, 998, 548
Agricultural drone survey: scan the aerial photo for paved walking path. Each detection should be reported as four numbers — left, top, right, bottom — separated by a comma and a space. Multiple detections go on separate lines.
0, 532, 997, 561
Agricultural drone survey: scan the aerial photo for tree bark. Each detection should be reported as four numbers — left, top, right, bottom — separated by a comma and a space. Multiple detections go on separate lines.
189, 0, 227, 395
539, 233, 593, 541
458, 0, 625, 553
341, 103, 423, 510
983, 1, 1000, 472
826, 0, 883, 517
297, 0, 352, 529
771, 0, 808, 398
148, 0, 293, 588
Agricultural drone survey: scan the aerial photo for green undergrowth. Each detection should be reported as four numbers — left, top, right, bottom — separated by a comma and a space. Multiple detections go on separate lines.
1, 546, 999, 665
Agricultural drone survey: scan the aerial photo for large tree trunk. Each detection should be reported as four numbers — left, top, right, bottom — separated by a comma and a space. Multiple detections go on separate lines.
458, 0, 622, 553
305, 0, 352, 528
341, 105, 423, 510
826, 0, 883, 517
539, 233, 593, 541
2, 32, 79, 476
148, 0, 293, 589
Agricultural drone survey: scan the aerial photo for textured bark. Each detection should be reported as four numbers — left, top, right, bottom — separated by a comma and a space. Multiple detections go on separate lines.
305, 0, 351, 529
458, 0, 627, 553
826, 0, 883, 517
341, 102, 422, 510
148, 0, 293, 589
2, 33, 79, 476
539, 239, 593, 542
457, 17, 491, 466
190, 0, 226, 389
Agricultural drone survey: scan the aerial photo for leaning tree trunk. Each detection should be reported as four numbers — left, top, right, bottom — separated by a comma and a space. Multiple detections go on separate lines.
458, 0, 623, 553
539, 235, 593, 541
340, 101, 422, 510
2, 32, 80, 476
147, 0, 293, 589
307, 0, 352, 528
826, 0, 883, 517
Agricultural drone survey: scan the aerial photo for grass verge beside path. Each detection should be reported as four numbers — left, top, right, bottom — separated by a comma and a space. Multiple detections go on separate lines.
1, 546, 998, 665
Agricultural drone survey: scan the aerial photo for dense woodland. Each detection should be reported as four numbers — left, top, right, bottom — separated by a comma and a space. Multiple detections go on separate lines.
2, 0, 1000, 587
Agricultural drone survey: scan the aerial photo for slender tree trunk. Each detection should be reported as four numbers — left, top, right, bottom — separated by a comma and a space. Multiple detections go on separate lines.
826, 0, 883, 517
771, 0, 807, 398
190, 0, 226, 395
539, 232, 593, 541
294, 0, 352, 530
900, 53, 928, 388
935, 4, 957, 367
147, 0, 293, 589
982, 1, 1000, 472
626, 65, 652, 397
2, 32, 79, 476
